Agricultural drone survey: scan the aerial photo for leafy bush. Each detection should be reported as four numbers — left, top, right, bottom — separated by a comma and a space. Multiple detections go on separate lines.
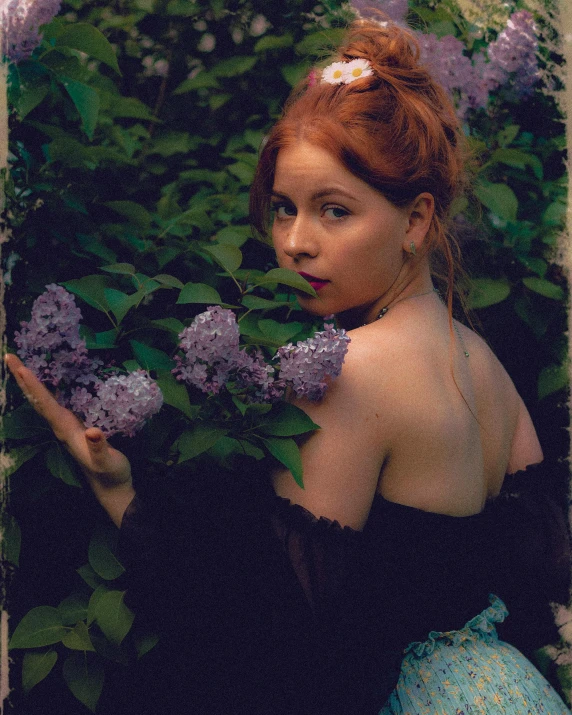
2, 0, 567, 711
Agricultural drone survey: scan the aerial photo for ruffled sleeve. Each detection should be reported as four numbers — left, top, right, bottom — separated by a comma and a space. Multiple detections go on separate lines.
491, 463, 571, 656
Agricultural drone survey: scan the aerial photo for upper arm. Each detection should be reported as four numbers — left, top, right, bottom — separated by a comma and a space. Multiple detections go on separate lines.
272, 339, 389, 530
506, 394, 543, 474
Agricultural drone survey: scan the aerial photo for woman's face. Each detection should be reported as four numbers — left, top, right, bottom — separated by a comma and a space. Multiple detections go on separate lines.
271, 141, 420, 324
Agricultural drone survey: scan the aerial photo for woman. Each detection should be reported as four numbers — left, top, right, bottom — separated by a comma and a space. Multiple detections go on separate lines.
6, 18, 571, 715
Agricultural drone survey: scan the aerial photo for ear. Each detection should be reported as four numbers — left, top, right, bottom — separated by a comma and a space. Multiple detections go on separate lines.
402, 193, 434, 253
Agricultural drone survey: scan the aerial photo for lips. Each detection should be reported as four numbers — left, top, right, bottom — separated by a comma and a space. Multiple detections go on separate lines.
297, 272, 329, 292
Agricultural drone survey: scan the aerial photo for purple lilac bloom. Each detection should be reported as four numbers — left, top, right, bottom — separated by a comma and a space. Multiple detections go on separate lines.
172, 306, 244, 394
417, 33, 488, 118
275, 320, 350, 402
173, 306, 283, 401
484, 10, 540, 99
235, 350, 285, 403
15, 284, 101, 387
69, 371, 163, 437
1, 0, 61, 62
351, 0, 408, 24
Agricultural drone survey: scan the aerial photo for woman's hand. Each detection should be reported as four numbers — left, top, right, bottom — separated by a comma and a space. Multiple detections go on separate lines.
5, 353, 134, 527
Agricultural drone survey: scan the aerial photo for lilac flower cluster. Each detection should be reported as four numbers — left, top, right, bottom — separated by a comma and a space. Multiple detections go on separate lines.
418, 34, 488, 119
275, 320, 350, 401
14, 284, 102, 387
15, 285, 162, 436
415, 11, 539, 118
173, 308, 350, 403
69, 371, 163, 438
2, 0, 61, 62
172, 306, 281, 401
484, 11, 540, 99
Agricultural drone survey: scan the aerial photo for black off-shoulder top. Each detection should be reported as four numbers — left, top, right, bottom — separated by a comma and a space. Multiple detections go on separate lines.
102, 462, 569, 715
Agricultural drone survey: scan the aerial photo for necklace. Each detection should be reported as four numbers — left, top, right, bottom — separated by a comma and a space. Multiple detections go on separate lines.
365, 288, 436, 325
365, 287, 470, 359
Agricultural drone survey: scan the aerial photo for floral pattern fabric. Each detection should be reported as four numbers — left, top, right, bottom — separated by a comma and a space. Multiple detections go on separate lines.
380, 595, 571, 715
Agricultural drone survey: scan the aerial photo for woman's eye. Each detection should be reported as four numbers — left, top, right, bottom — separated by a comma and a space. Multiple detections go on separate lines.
272, 203, 296, 219
324, 206, 349, 220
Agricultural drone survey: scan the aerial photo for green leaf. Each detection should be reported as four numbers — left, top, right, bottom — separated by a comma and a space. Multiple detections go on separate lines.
76, 564, 105, 591
104, 201, 152, 229
262, 437, 304, 488
1, 403, 48, 440
466, 278, 511, 309
204, 244, 243, 274
488, 148, 543, 180
56, 23, 121, 75
281, 62, 310, 87
87, 585, 110, 626
295, 28, 345, 56
173, 72, 220, 94
130, 340, 176, 371
209, 93, 232, 111
58, 593, 89, 626
254, 33, 294, 52
241, 295, 293, 311
1, 513, 21, 566
63, 652, 104, 713
253, 268, 317, 296
59, 78, 100, 140
62, 621, 96, 652
18, 78, 50, 119
260, 403, 320, 437
108, 96, 157, 120
104, 288, 142, 324
151, 318, 185, 334
177, 283, 223, 305
474, 182, 518, 222
497, 124, 520, 147
3, 445, 41, 478
93, 590, 134, 645
258, 319, 303, 344
62, 276, 111, 313
210, 56, 257, 78
152, 274, 184, 289
522, 277, 565, 301
177, 425, 229, 463
88, 524, 125, 581
134, 632, 160, 659
156, 370, 195, 419
10, 607, 67, 649
22, 650, 58, 693
46, 445, 82, 487
538, 362, 569, 400
83, 328, 118, 350
100, 262, 136, 275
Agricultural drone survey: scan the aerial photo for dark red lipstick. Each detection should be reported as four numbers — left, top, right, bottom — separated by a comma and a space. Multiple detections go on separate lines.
297, 272, 329, 292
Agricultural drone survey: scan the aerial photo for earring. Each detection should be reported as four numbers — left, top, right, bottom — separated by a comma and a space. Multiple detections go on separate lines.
409, 241, 416, 256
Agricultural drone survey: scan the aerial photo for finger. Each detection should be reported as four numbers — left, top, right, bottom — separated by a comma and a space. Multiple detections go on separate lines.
5, 355, 83, 439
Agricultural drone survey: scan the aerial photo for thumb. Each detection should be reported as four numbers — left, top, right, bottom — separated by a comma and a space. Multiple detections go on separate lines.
85, 428, 108, 453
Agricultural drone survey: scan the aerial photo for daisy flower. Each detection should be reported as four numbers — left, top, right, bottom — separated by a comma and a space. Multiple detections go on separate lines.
344, 58, 373, 82
322, 61, 346, 85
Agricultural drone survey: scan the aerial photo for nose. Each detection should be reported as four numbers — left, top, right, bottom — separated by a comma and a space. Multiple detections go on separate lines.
280, 214, 319, 260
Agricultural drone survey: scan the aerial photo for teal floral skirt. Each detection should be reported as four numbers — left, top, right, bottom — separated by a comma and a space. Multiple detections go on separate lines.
380, 595, 571, 715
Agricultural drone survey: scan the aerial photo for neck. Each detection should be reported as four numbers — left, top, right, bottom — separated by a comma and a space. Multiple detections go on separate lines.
337, 266, 435, 330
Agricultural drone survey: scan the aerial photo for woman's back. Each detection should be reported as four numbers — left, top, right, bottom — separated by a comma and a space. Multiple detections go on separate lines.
273, 291, 543, 525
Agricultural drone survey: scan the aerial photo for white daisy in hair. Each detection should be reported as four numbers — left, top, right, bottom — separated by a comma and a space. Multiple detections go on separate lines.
344, 58, 373, 82
322, 61, 347, 84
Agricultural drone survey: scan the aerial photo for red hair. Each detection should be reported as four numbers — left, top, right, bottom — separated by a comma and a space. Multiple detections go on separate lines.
250, 19, 470, 317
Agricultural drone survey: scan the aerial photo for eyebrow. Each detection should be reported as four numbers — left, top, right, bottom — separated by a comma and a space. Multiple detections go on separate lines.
271, 187, 359, 202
